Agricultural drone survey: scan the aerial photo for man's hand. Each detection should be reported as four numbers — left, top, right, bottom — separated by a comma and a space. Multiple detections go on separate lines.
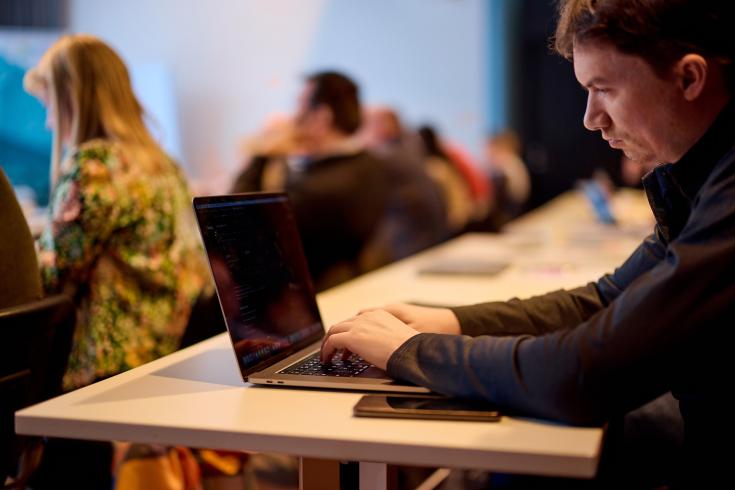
320, 309, 420, 370
359, 303, 461, 335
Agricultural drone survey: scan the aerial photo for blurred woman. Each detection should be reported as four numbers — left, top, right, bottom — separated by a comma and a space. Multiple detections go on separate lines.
24, 34, 209, 391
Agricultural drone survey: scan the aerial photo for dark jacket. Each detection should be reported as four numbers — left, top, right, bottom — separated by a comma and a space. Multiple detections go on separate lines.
387, 104, 735, 480
232, 151, 390, 290
368, 133, 448, 260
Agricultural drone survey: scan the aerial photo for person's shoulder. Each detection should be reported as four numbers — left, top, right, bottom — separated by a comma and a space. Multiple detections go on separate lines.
355, 149, 384, 163
74, 138, 116, 161
715, 143, 735, 172
64, 139, 119, 182
308, 150, 380, 171
346, 150, 393, 172
702, 144, 735, 195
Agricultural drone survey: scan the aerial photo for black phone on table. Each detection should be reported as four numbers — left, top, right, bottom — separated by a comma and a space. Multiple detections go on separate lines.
353, 394, 501, 422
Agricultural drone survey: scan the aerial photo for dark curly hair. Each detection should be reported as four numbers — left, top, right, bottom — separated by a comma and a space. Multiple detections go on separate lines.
554, 0, 735, 83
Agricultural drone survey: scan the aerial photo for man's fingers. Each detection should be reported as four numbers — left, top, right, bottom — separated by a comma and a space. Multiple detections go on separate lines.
381, 304, 410, 320
325, 320, 355, 338
359, 304, 403, 316
381, 303, 402, 313
320, 332, 350, 363
340, 348, 354, 362
321, 320, 353, 348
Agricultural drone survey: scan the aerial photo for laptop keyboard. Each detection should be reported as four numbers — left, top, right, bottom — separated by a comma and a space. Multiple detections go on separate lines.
280, 352, 371, 377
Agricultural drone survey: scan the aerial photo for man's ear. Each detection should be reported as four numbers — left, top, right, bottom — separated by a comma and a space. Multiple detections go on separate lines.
676, 54, 708, 101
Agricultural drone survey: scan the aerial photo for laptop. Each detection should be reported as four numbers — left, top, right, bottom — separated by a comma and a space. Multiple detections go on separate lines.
579, 179, 617, 225
193, 192, 429, 393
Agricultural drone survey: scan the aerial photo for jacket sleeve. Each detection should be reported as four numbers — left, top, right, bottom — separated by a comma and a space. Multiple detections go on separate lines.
39, 149, 120, 295
386, 193, 727, 425
449, 231, 668, 337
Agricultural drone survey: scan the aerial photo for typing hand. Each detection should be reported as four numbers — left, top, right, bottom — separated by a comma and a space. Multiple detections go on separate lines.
359, 303, 461, 335
320, 309, 419, 370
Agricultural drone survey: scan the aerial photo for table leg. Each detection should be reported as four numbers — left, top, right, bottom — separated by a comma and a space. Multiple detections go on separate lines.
359, 461, 388, 490
299, 457, 339, 490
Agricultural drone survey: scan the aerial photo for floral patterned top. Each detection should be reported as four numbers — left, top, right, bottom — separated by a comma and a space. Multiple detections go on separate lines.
39, 139, 211, 390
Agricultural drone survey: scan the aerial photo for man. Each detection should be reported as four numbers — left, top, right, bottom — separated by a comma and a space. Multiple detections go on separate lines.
321, 0, 735, 485
232, 71, 390, 290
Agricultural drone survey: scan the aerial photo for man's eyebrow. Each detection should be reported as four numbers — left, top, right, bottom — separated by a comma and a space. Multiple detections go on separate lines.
581, 76, 608, 88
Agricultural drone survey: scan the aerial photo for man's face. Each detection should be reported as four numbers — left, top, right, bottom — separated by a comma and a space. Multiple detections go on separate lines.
294, 81, 324, 147
573, 40, 684, 167
294, 81, 314, 126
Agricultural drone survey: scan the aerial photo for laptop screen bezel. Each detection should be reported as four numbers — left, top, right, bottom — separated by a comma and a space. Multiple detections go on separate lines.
193, 192, 326, 378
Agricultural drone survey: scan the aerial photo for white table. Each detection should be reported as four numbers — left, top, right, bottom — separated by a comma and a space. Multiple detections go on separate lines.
16, 190, 653, 489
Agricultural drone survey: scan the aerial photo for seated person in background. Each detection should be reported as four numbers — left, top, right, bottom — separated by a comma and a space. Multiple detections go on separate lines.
442, 137, 493, 225
321, 0, 733, 486
484, 129, 531, 224
417, 125, 474, 235
419, 125, 495, 231
231, 71, 391, 290
24, 34, 210, 391
359, 106, 448, 262
0, 167, 42, 309
24, 33, 212, 490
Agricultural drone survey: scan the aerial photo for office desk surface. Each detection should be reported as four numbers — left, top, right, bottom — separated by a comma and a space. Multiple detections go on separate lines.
16, 190, 652, 479
16, 333, 602, 477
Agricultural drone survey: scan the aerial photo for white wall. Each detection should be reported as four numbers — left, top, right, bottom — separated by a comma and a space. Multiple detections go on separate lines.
69, 0, 489, 190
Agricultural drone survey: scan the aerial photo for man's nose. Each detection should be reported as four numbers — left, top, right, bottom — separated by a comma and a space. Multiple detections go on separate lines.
583, 95, 610, 132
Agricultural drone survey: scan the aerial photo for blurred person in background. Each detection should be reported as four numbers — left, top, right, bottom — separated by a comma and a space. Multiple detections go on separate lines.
417, 125, 473, 235
359, 106, 447, 263
231, 71, 390, 290
24, 34, 210, 489
483, 129, 531, 225
418, 124, 496, 231
442, 137, 493, 225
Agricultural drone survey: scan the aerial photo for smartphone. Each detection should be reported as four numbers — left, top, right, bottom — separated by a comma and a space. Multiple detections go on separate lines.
353, 394, 501, 422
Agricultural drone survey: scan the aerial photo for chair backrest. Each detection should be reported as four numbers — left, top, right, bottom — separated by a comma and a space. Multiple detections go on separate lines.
178, 291, 226, 349
0, 295, 75, 484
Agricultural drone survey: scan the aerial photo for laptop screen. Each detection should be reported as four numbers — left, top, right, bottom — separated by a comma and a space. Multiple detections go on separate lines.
580, 180, 617, 225
193, 193, 324, 376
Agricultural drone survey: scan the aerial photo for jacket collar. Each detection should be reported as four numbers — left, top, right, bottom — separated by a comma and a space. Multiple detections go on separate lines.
668, 101, 735, 200
642, 101, 735, 241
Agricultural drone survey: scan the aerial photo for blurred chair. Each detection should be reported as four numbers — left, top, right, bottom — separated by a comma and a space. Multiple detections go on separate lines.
1, 295, 75, 489
179, 291, 227, 349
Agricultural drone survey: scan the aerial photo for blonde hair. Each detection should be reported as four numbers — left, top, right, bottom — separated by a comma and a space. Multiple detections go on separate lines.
24, 34, 169, 186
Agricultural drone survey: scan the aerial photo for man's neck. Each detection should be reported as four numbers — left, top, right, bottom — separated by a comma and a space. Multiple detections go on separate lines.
671, 86, 732, 164
307, 132, 362, 159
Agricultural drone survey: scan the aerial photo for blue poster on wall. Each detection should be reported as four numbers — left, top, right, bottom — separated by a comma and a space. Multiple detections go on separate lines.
0, 53, 51, 205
